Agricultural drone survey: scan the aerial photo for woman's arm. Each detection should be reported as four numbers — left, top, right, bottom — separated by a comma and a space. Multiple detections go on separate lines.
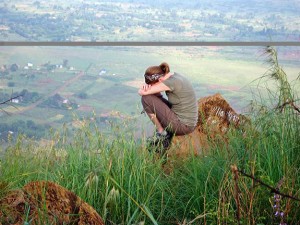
138, 82, 170, 96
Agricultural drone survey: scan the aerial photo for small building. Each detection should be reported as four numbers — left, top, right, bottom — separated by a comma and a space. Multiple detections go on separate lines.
99, 69, 107, 75
0, 25, 10, 31
0, 65, 7, 71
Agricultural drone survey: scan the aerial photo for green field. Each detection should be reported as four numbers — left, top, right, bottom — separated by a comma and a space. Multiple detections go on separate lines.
0, 46, 299, 139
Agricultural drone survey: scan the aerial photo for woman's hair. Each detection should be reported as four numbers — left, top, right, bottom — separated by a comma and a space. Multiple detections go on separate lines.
144, 62, 170, 84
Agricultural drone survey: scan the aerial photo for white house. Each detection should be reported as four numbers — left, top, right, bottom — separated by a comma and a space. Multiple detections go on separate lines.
99, 69, 107, 75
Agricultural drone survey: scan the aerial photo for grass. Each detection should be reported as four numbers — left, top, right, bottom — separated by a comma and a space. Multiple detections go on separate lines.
1, 104, 298, 224
0, 107, 299, 224
0, 47, 300, 224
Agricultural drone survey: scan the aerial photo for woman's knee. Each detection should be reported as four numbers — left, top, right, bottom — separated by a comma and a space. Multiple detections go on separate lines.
141, 95, 152, 104
142, 95, 155, 107
141, 95, 156, 114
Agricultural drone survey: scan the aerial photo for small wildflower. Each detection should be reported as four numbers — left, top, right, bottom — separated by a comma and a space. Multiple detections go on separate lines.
272, 191, 287, 225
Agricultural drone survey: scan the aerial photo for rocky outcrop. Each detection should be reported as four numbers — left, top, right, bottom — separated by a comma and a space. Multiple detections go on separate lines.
0, 181, 104, 225
168, 93, 247, 158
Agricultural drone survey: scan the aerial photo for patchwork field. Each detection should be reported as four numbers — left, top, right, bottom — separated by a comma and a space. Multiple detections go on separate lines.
0, 46, 299, 139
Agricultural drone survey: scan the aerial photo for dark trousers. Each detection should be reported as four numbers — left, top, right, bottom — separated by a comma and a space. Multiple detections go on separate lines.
141, 94, 195, 136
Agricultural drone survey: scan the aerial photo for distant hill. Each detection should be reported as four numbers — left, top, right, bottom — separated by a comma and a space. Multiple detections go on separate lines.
107, 0, 300, 11
0, 0, 299, 41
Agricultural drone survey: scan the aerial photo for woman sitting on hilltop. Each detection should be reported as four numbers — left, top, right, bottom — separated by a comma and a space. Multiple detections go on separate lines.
138, 62, 198, 152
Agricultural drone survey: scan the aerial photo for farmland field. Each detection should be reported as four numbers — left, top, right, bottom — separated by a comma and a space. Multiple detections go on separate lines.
1, 0, 300, 140
1, 46, 299, 141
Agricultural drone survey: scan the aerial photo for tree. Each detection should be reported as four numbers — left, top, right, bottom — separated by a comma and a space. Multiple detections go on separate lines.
47, 64, 56, 71
8, 82, 15, 87
26, 120, 36, 129
10, 63, 19, 72
63, 59, 69, 68
33, 1, 41, 8
77, 92, 88, 99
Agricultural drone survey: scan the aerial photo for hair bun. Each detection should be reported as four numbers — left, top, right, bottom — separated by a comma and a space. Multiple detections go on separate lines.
159, 62, 170, 74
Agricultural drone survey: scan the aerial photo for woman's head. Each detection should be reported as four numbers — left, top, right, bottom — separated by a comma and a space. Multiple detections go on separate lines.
144, 62, 170, 85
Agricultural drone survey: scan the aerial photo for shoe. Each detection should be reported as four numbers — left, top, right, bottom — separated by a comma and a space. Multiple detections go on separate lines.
146, 131, 173, 155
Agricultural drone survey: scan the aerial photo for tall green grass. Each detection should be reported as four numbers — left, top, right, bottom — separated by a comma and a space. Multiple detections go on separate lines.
0, 47, 299, 224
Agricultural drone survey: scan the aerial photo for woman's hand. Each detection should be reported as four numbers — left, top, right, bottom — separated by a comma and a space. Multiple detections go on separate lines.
138, 83, 151, 96
142, 84, 152, 92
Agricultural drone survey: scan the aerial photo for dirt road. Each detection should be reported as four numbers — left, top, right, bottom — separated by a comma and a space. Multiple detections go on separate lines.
7, 70, 85, 115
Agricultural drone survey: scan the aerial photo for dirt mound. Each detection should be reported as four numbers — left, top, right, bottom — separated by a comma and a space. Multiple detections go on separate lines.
168, 93, 247, 158
0, 181, 104, 225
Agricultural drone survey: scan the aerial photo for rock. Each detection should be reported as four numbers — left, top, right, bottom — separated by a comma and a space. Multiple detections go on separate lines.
168, 93, 246, 158
0, 181, 104, 225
